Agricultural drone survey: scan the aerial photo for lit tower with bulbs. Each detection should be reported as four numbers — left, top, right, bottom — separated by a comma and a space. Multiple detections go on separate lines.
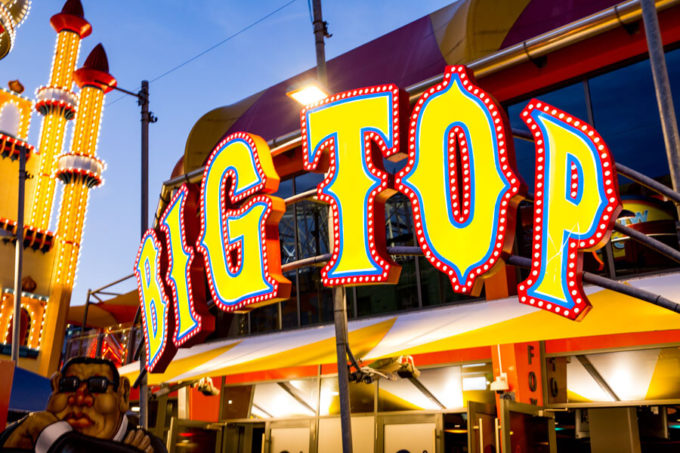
40, 44, 115, 374
27, 0, 91, 230
53, 43, 114, 287
0, 0, 114, 376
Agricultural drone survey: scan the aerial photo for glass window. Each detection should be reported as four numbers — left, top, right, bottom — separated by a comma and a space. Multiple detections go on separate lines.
249, 304, 278, 334
295, 171, 324, 193
548, 347, 680, 405
251, 380, 317, 418
294, 201, 329, 259
298, 268, 333, 326
378, 364, 493, 412
506, 82, 588, 185
355, 257, 419, 317
385, 193, 415, 247
279, 202, 297, 265
319, 376, 375, 415
274, 177, 294, 199
418, 256, 482, 307
208, 310, 247, 340
589, 58, 670, 179
668, 46, 680, 128
222, 384, 253, 419
280, 294, 299, 330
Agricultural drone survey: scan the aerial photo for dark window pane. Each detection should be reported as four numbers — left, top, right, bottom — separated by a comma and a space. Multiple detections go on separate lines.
507, 82, 587, 185
669, 47, 680, 131
279, 203, 297, 265
589, 54, 680, 276
356, 256, 419, 317
296, 201, 329, 258
208, 309, 247, 340
295, 172, 324, 193
280, 293, 299, 330
385, 193, 415, 246
249, 304, 278, 334
298, 268, 333, 326
274, 177, 293, 199
589, 57, 670, 178
418, 257, 480, 307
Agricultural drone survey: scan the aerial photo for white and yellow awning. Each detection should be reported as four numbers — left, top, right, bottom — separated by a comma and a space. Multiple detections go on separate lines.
119, 272, 680, 385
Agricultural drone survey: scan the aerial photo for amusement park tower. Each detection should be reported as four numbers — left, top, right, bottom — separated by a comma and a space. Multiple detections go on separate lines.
53, 43, 115, 289
0, 0, 115, 376
27, 0, 92, 230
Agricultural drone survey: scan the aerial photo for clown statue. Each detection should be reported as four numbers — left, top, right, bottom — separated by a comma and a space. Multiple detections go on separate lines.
0, 358, 166, 453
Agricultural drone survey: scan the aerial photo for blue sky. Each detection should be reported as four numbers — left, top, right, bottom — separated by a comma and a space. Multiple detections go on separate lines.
1, 0, 454, 307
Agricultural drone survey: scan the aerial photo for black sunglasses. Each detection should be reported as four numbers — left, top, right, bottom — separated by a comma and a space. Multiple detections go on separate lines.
58, 376, 117, 394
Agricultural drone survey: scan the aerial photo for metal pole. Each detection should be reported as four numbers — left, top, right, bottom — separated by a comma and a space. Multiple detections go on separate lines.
140, 80, 150, 236
81, 290, 91, 334
11, 145, 26, 363
640, 0, 680, 242
139, 80, 150, 429
292, 178, 302, 327
310, 2, 349, 445
78, 290, 92, 356
125, 309, 141, 364
333, 286, 353, 453
311, 0, 328, 86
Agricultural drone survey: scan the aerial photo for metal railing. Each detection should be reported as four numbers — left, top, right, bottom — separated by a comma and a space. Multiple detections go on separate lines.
64, 323, 141, 368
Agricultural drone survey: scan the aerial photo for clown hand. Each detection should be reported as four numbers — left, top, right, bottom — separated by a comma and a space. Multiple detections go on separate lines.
123, 428, 154, 453
3, 411, 59, 449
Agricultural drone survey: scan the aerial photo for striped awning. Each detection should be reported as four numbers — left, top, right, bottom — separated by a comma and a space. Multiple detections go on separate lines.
119, 272, 680, 385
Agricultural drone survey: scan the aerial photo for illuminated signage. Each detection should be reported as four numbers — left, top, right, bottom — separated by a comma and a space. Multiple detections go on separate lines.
395, 66, 523, 295
301, 83, 405, 286
516, 101, 620, 320
136, 65, 620, 372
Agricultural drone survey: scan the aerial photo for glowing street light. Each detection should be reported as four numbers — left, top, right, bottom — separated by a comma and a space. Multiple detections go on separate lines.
286, 82, 328, 106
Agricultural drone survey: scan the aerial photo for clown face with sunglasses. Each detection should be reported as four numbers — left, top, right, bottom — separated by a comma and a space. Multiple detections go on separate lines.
0, 357, 165, 453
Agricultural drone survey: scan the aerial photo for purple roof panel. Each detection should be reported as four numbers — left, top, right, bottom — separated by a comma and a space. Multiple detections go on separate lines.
224, 16, 447, 143
501, 0, 621, 48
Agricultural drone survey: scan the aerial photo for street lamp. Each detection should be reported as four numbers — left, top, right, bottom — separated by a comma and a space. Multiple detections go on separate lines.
100, 80, 158, 236
291, 2, 355, 452
286, 81, 328, 106
100, 79, 157, 429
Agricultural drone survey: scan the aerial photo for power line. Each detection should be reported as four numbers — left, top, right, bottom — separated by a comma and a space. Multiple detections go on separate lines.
107, 0, 299, 106
150, 0, 299, 83
306, 0, 314, 23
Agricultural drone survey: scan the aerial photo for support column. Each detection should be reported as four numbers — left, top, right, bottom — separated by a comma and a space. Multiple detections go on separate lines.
333, 286, 353, 453
639, 0, 680, 244
491, 341, 545, 407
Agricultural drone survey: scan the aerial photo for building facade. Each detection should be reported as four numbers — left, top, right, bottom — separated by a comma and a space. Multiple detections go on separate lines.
113, 0, 680, 451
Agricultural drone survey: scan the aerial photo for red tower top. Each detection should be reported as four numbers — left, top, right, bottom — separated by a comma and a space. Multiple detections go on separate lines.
50, 0, 92, 38
74, 44, 117, 93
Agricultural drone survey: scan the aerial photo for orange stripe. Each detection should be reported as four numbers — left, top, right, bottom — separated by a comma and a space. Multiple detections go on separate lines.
225, 365, 319, 385
545, 329, 680, 355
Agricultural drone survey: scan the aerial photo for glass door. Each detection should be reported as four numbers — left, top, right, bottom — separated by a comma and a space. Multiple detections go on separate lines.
223, 421, 265, 453
467, 401, 498, 453
500, 400, 556, 453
